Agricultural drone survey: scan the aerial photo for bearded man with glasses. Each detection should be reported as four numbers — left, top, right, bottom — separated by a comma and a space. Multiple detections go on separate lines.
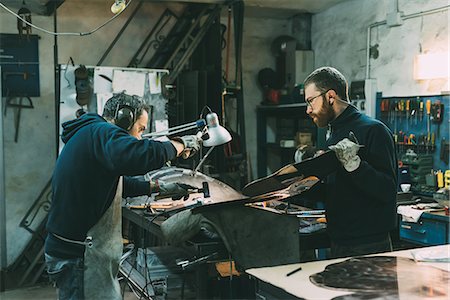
303, 67, 397, 258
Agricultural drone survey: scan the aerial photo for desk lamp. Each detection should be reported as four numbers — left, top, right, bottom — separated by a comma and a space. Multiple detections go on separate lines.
142, 109, 232, 173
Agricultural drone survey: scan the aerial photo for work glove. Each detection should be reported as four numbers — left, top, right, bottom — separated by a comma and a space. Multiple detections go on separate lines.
329, 133, 363, 172
172, 135, 202, 159
154, 181, 198, 200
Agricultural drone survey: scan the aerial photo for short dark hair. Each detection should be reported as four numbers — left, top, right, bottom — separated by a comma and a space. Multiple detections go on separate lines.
304, 67, 349, 101
102, 93, 150, 121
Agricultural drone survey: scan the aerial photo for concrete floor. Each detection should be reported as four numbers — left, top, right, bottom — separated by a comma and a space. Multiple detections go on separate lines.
0, 283, 140, 300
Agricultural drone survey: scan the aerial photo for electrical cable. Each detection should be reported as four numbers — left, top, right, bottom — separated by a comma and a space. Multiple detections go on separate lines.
200, 105, 213, 119
0, 0, 133, 36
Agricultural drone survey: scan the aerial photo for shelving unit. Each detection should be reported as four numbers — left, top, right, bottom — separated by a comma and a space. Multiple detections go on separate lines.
256, 103, 324, 178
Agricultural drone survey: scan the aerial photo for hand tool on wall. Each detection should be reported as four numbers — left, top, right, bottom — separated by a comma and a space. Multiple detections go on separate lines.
406, 99, 410, 130
393, 100, 399, 132
390, 100, 396, 124
419, 100, 424, 124
410, 99, 416, 126
440, 138, 449, 164
431, 100, 443, 137
437, 170, 444, 188
380, 99, 388, 119
426, 99, 431, 152
431, 132, 435, 151
397, 100, 405, 133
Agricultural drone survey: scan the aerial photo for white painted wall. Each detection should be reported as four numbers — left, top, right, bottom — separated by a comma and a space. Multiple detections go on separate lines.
312, 0, 449, 96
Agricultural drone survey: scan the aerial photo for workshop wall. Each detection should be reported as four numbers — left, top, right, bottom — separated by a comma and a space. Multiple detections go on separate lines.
311, 0, 449, 96
0, 12, 56, 266
238, 17, 292, 182
56, 1, 184, 67
0, 1, 184, 266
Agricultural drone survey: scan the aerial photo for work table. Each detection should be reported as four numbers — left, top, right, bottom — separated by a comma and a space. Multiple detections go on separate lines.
246, 244, 450, 300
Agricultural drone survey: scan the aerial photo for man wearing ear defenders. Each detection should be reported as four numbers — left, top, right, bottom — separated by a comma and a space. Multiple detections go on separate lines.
303, 67, 397, 259
44, 93, 202, 300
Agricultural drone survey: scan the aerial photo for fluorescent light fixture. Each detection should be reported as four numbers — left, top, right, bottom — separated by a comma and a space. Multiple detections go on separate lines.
414, 52, 449, 80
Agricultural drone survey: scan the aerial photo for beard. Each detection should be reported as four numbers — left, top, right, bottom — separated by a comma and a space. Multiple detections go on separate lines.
309, 98, 335, 128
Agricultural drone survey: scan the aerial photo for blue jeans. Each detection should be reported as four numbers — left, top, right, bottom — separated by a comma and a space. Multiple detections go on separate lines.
45, 253, 84, 300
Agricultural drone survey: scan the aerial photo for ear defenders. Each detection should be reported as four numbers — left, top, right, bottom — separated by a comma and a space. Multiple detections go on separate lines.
114, 103, 137, 131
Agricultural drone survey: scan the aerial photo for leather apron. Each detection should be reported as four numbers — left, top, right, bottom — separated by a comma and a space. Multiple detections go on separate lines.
83, 177, 123, 300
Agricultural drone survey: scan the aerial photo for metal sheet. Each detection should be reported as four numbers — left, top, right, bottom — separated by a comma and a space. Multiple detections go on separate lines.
242, 150, 339, 197
145, 167, 243, 204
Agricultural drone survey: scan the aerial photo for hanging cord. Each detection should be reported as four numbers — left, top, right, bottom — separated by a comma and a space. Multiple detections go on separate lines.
225, 5, 232, 84
0, 0, 133, 36
200, 105, 213, 119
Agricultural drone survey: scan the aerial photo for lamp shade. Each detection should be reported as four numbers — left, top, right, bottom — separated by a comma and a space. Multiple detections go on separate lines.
202, 113, 232, 147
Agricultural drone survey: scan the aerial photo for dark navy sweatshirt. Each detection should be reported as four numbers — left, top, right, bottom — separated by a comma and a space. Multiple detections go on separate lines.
45, 113, 176, 258
324, 105, 398, 245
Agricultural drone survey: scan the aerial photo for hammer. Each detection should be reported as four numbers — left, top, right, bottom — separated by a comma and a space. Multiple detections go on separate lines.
185, 181, 210, 199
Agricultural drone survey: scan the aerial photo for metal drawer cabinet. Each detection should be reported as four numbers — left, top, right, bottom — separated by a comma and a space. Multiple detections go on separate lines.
399, 217, 448, 246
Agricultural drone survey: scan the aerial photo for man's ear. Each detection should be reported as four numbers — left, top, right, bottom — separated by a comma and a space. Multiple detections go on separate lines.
327, 90, 337, 106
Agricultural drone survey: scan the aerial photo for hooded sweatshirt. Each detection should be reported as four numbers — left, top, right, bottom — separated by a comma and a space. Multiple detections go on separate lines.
45, 113, 176, 258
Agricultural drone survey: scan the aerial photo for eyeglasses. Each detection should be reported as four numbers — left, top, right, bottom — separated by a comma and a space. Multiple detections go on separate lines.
305, 90, 329, 108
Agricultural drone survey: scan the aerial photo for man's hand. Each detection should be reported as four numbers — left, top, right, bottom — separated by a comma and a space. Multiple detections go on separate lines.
329, 135, 362, 172
172, 135, 202, 159
155, 181, 197, 200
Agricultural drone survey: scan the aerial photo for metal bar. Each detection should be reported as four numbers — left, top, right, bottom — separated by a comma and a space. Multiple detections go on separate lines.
54, 2, 60, 158
162, 6, 210, 69
194, 146, 215, 173
128, 8, 177, 67
17, 246, 44, 287
137, 13, 175, 66
97, 1, 143, 66
14, 98, 22, 142
0, 66, 6, 292
142, 120, 203, 138
168, 5, 221, 83
19, 179, 51, 233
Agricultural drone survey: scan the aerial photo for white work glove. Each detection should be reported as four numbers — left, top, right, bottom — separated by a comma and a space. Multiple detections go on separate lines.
329, 137, 362, 172
153, 181, 197, 200
172, 135, 202, 159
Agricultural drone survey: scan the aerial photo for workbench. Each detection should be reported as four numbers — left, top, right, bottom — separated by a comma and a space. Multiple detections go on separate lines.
122, 203, 331, 299
122, 201, 330, 263
246, 244, 450, 300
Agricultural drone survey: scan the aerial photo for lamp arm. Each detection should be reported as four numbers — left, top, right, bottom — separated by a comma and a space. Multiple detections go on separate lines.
194, 146, 215, 174
143, 119, 206, 138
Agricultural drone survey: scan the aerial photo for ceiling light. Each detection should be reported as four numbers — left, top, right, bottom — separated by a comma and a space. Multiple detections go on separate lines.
111, 0, 126, 14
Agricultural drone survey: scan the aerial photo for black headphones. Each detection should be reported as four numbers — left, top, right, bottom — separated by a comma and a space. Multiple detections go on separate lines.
114, 103, 137, 131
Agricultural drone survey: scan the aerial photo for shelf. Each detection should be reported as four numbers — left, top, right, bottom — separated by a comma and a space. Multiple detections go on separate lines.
257, 103, 307, 110
256, 103, 323, 178
267, 143, 297, 150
